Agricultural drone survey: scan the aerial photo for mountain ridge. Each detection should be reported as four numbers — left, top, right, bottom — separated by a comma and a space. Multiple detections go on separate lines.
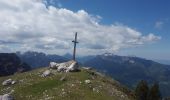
3, 51, 170, 97
83, 53, 170, 97
16, 51, 68, 68
0, 67, 135, 100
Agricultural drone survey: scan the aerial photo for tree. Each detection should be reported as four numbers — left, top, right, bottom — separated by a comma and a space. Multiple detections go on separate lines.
135, 80, 149, 100
148, 82, 162, 100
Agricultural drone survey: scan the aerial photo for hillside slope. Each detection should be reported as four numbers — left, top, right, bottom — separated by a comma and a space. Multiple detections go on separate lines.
0, 67, 135, 100
84, 54, 170, 97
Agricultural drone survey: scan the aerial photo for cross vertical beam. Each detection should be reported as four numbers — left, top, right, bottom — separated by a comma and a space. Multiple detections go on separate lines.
72, 32, 78, 61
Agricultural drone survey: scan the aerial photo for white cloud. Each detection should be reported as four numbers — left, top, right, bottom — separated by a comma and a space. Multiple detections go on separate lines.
0, 0, 161, 55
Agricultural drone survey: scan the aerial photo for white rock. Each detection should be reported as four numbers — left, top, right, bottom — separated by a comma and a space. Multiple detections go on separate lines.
62, 92, 66, 95
49, 62, 58, 69
2, 79, 12, 86
62, 89, 64, 91
42, 70, 51, 77
82, 67, 92, 70
93, 88, 99, 93
121, 95, 125, 98
85, 80, 91, 84
66, 61, 79, 72
57, 63, 67, 72
71, 84, 75, 87
49, 60, 79, 72
0, 94, 14, 100
11, 81, 16, 85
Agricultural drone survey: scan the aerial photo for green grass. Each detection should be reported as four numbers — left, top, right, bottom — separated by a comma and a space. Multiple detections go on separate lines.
0, 68, 135, 100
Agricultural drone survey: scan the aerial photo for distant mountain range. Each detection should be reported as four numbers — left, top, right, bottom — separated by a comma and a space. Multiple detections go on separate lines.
83, 53, 170, 97
16, 51, 68, 68
0, 53, 31, 76
63, 53, 95, 64
154, 59, 170, 65
1, 51, 170, 97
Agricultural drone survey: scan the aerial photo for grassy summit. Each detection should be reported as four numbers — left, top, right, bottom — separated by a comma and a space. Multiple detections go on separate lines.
0, 67, 135, 100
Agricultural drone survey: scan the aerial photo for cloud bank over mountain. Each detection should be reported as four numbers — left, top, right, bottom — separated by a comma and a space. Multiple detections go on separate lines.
0, 0, 161, 55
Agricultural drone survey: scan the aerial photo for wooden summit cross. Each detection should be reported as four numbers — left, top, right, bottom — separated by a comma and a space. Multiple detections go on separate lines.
72, 32, 78, 61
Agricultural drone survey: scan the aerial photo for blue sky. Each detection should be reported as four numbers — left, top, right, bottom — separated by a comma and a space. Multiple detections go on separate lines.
54, 0, 170, 60
0, 0, 169, 60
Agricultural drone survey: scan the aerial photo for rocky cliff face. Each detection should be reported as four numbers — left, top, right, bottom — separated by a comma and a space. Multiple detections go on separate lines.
0, 53, 31, 76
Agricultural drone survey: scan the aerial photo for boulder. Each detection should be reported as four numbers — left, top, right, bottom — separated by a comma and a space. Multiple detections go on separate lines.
57, 63, 67, 72
49, 60, 79, 72
85, 80, 91, 84
2, 79, 12, 86
41, 70, 51, 77
11, 81, 16, 85
82, 67, 92, 70
49, 62, 58, 69
0, 94, 14, 100
66, 61, 79, 72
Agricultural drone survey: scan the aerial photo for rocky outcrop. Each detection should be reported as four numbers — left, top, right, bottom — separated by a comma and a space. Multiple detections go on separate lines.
0, 53, 31, 76
85, 80, 91, 84
49, 60, 79, 72
2, 79, 16, 86
66, 61, 79, 72
41, 70, 51, 77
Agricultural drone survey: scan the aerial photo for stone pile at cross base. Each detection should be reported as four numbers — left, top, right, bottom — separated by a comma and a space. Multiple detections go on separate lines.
42, 60, 79, 77
49, 60, 79, 72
